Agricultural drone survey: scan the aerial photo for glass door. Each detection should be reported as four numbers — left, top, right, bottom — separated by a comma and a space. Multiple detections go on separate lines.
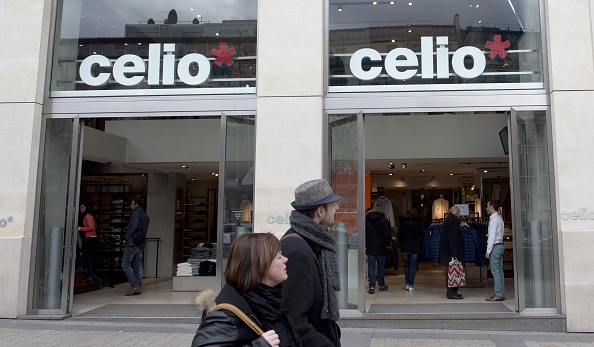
29, 117, 82, 316
327, 112, 364, 311
510, 109, 560, 313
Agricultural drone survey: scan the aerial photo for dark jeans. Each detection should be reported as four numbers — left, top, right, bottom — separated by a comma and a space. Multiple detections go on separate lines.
122, 246, 144, 288
367, 254, 387, 288
81, 236, 97, 279
403, 253, 418, 286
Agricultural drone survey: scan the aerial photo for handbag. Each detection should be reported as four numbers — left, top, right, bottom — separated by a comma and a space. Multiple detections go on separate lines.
213, 303, 264, 335
447, 258, 466, 287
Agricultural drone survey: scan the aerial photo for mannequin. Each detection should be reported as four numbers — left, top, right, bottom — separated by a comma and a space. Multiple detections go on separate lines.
239, 195, 253, 222
432, 194, 449, 219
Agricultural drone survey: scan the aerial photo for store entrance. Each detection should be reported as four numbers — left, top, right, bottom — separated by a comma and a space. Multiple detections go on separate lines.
65, 115, 256, 318
363, 111, 515, 311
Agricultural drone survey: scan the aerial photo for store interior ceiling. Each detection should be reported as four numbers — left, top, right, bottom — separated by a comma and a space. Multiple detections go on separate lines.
82, 157, 509, 189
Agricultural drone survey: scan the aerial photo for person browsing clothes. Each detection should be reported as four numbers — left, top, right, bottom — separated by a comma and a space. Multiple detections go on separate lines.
365, 202, 392, 294
485, 199, 506, 302
281, 179, 343, 347
192, 233, 302, 347
122, 199, 150, 296
438, 205, 465, 300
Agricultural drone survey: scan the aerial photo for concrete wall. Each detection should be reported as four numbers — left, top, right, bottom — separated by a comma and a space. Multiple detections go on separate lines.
546, 0, 594, 332
0, 0, 51, 318
254, 0, 326, 237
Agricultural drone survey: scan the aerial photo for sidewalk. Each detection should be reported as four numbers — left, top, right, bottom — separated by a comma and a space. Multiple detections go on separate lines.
1, 318, 593, 347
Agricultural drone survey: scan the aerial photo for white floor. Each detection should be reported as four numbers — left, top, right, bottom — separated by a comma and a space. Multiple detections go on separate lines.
72, 262, 516, 317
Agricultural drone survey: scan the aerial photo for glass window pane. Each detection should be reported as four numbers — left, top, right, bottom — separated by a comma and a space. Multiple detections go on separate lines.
222, 115, 255, 268
516, 110, 555, 308
329, 114, 359, 309
329, 0, 543, 91
50, 0, 257, 96
32, 119, 74, 310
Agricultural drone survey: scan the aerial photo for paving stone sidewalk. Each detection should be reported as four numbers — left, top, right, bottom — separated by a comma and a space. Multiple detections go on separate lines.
1, 319, 594, 347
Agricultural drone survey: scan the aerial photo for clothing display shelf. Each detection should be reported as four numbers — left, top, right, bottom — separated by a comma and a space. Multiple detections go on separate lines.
183, 193, 211, 259
79, 175, 147, 287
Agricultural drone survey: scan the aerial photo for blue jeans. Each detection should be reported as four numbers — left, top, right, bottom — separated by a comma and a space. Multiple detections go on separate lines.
367, 255, 387, 288
490, 244, 505, 297
122, 246, 144, 288
403, 253, 418, 286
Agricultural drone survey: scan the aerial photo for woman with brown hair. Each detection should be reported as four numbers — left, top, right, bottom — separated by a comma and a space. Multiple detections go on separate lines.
192, 233, 302, 347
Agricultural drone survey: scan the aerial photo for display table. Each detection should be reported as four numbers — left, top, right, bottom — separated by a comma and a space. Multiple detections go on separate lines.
172, 276, 219, 292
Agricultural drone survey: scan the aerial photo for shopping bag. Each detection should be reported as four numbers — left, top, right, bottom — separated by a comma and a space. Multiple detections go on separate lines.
447, 258, 466, 287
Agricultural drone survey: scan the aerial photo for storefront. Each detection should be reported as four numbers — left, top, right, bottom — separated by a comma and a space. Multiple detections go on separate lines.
2, 0, 594, 332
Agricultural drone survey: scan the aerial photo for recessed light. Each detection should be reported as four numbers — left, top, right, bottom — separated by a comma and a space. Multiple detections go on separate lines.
408, 2, 412, 5
389, 173, 393, 176
449, 173, 454, 176
372, 1, 377, 4
420, 169, 425, 172
484, 170, 488, 173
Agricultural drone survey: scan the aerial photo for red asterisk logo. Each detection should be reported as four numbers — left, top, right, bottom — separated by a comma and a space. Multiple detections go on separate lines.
211, 42, 237, 67
485, 35, 511, 60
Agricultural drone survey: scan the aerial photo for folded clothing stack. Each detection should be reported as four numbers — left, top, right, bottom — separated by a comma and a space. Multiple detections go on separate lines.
198, 260, 216, 276
176, 262, 198, 276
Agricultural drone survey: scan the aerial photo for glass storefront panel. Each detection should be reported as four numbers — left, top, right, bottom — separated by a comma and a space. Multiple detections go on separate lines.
328, 114, 360, 309
329, 0, 543, 91
31, 119, 76, 312
515, 110, 556, 309
221, 115, 255, 273
50, 0, 257, 97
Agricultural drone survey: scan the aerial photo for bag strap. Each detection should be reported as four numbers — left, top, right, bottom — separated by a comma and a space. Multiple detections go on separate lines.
214, 303, 264, 335
282, 232, 318, 264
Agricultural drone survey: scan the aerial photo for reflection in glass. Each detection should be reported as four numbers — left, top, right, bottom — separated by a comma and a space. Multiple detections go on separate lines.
516, 110, 555, 308
222, 115, 255, 268
32, 119, 74, 310
50, 0, 257, 95
329, 114, 359, 309
329, 0, 542, 89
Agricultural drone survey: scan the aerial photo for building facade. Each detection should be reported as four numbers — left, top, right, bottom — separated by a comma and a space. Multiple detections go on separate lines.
1, 0, 594, 332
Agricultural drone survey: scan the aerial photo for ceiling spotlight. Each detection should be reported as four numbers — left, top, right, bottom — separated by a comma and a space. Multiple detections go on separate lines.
391, 39, 395, 42
420, 169, 425, 172
372, 1, 377, 4
401, 163, 407, 169
449, 173, 454, 176
191, 178, 195, 181
476, 4, 479, 7
389, 162, 395, 169
408, 2, 413, 5
400, 177, 405, 180
390, 0, 395, 3
181, 165, 187, 168
389, 173, 393, 176
338, 4, 343, 11
484, 170, 488, 173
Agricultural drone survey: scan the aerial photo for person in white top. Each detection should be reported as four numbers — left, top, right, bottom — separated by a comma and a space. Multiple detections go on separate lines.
485, 200, 505, 301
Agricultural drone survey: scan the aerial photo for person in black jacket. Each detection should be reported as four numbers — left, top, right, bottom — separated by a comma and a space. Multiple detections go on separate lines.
397, 209, 423, 292
281, 179, 343, 347
192, 233, 302, 347
365, 202, 393, 294
438, 206, 466, 300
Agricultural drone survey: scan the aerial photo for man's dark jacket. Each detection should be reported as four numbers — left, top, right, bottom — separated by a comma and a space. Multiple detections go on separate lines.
365, 212, 392, 256
281, 229, 341, 347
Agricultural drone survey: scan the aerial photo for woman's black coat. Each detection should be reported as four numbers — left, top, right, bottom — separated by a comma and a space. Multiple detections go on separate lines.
438, 213, 466, 266
397, 217, 422, 254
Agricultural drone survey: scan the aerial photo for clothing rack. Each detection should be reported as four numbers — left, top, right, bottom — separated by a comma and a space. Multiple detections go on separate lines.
463, 217, 489, 288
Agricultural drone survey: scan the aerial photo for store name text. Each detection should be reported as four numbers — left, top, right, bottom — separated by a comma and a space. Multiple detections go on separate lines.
350, 36, 486, 81
560, 208, 594, 220
79, 43, 211, 87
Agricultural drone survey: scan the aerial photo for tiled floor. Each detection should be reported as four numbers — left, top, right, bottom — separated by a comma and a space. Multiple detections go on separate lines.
72, 262, 516, 317
364, 262, 516, 312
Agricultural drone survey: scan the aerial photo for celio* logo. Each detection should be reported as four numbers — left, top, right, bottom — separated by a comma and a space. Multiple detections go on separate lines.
560, 208, 594, 220
79, 43, 212, 87
350, 36, 486, 81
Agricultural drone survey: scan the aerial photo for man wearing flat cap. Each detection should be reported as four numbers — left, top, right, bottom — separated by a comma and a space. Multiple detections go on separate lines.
281, 179, 343, 347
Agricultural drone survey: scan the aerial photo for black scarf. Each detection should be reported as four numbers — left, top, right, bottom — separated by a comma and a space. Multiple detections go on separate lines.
289, 210, 341, 321
242, 284, 302, 347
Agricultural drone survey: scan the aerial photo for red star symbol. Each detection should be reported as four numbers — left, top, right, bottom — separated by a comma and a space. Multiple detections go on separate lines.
485, 35, 511, 60
211, 42, 236, 67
